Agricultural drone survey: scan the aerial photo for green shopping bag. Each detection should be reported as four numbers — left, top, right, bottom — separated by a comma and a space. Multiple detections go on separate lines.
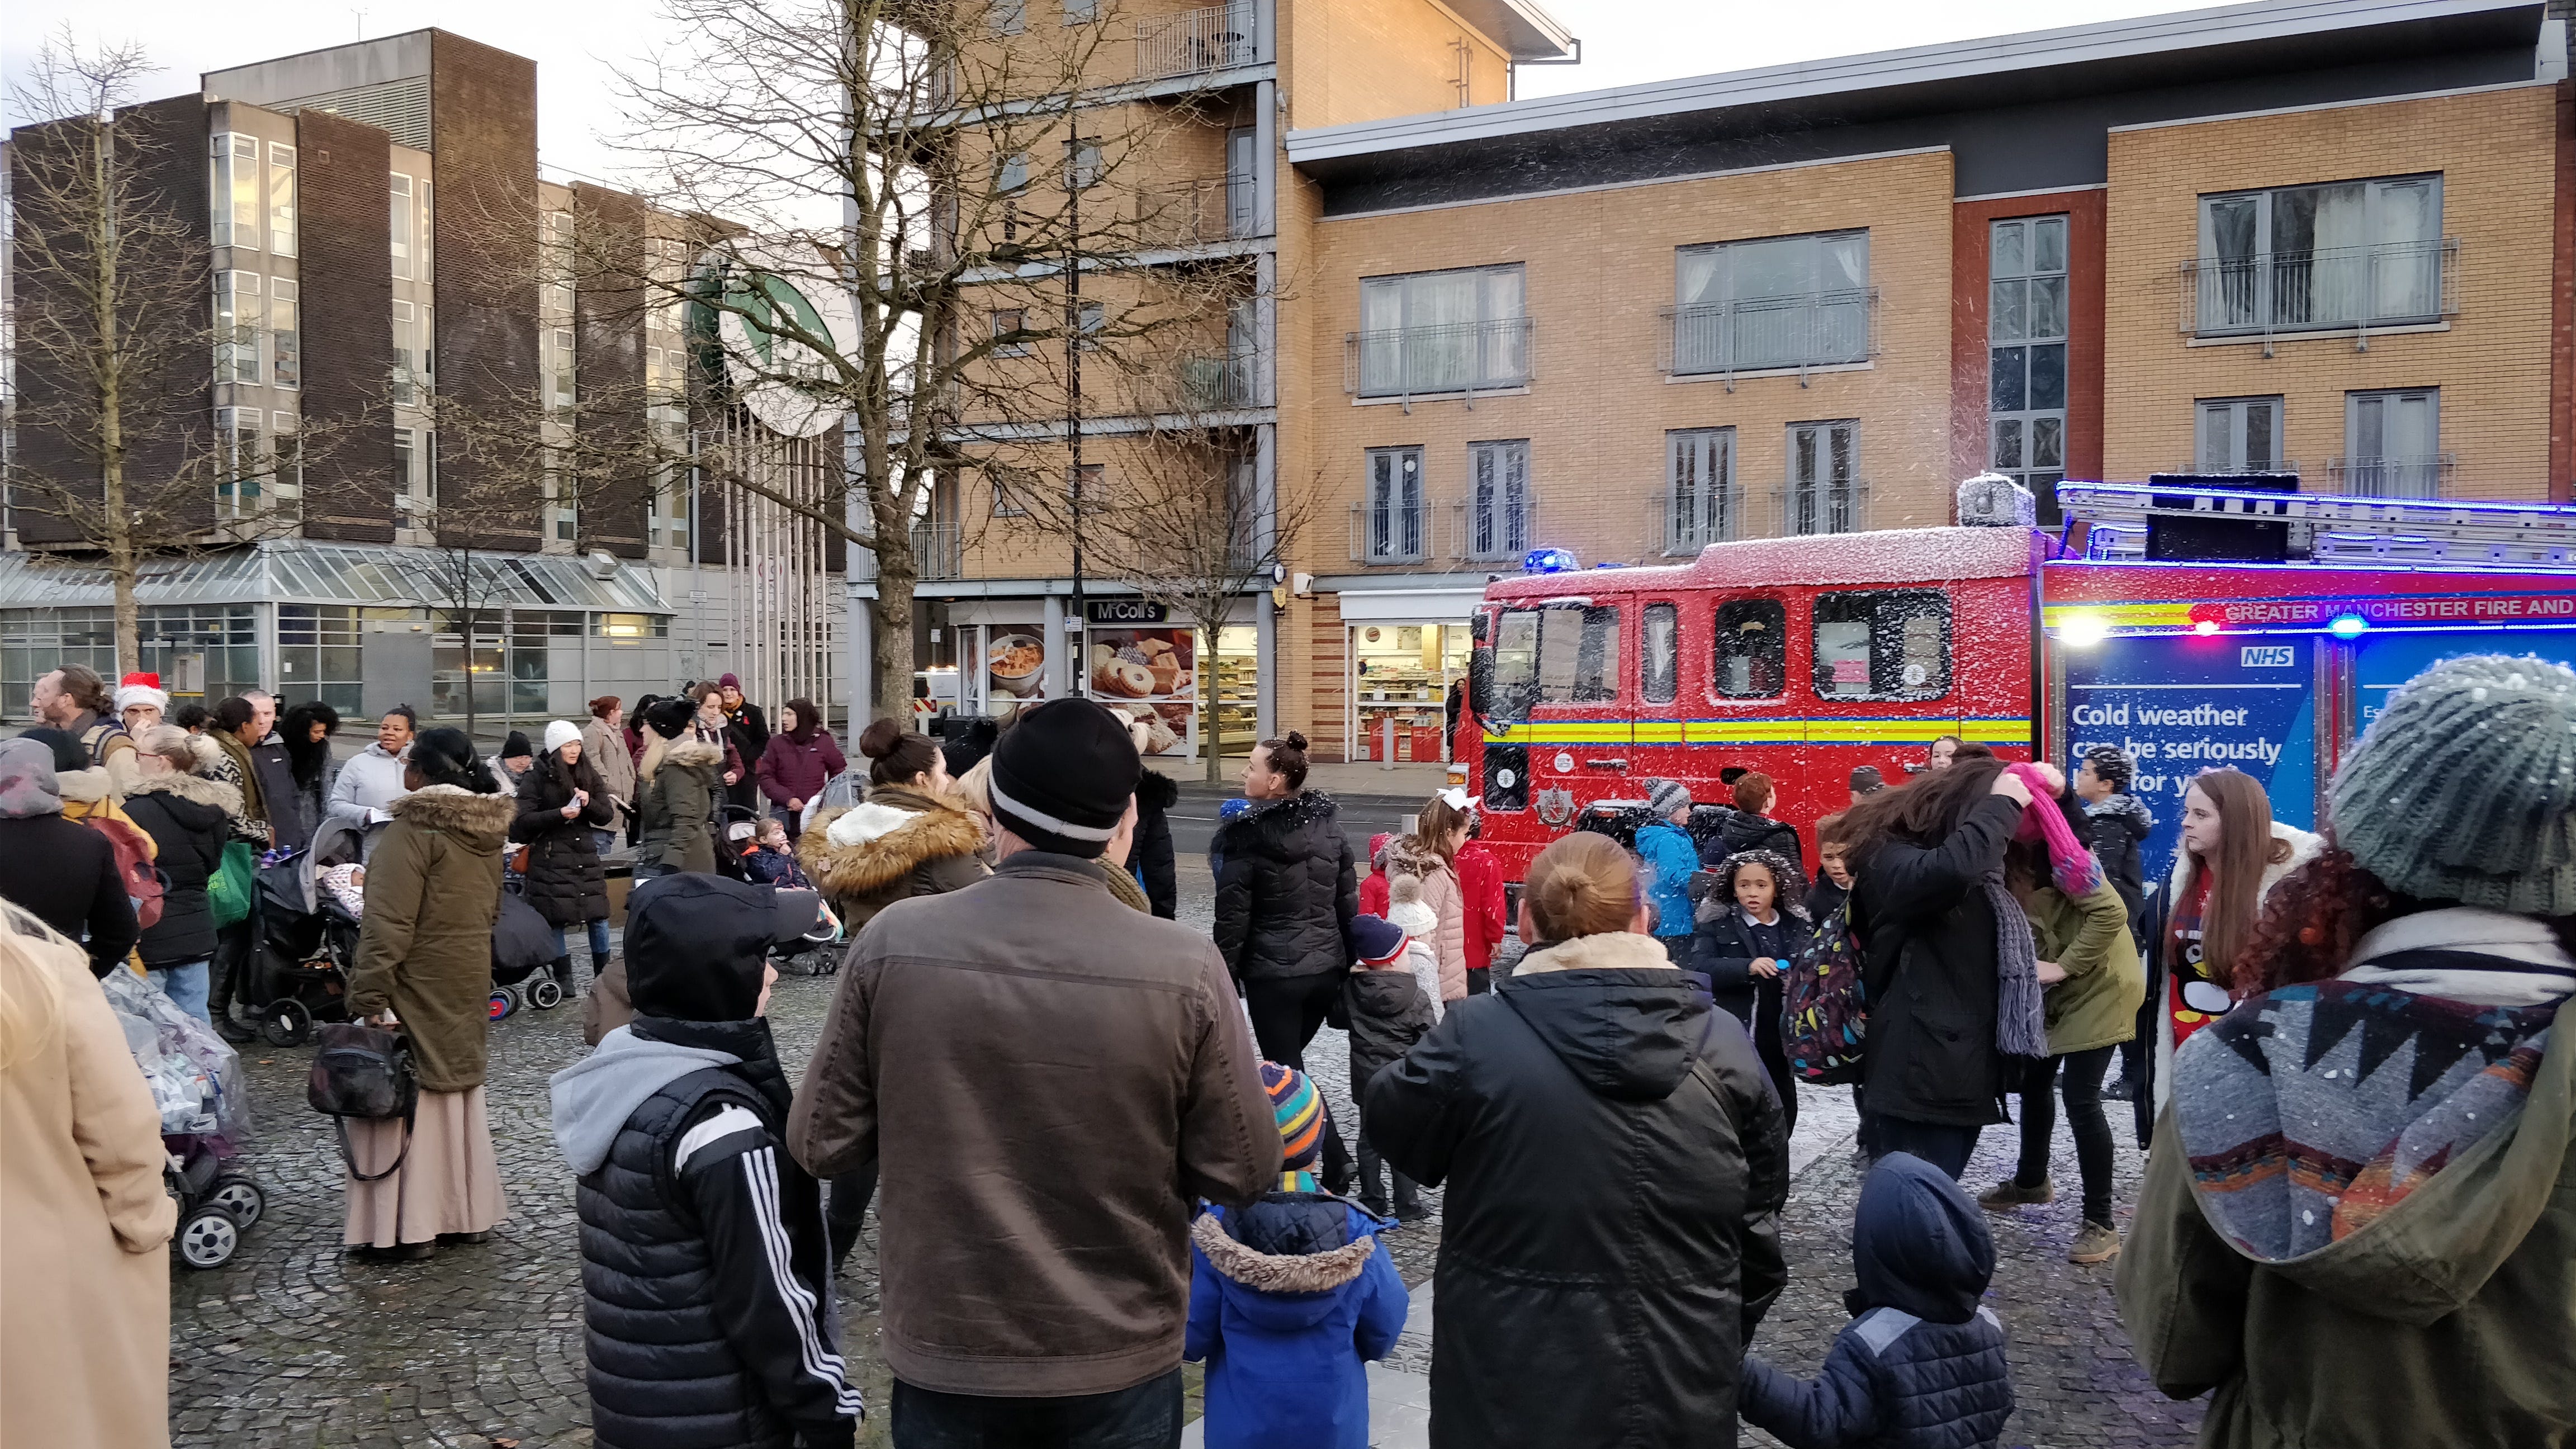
209, 840, 258, 929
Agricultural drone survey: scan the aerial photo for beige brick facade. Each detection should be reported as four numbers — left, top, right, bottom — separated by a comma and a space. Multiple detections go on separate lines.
2103, 84, 2562, 499
1285, 0, 1510, 130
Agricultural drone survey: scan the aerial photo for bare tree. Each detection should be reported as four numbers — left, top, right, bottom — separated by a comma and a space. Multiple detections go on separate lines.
1069, 390, 1315, 783
595, 0, 1258, 722
4, 32, 320, 669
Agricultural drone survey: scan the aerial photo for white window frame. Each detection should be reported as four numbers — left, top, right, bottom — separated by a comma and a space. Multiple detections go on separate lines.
1671, 230, 1871, 376
2195, 173, 2445, 335
1465, 439, 1533, 561
209, 134, 261, 251
267, 141, 297, 258
2194, 396, 2286, 473
268, 277, 300, 391
1785, 419, 1862, 536
1355, 264, 1529, 399
2342, 388, 2443, 499
215, 271, 263, 384
215, 407, 264, 518
1361, 446, 1426, 564
1988, 215, 2069, 513
390, 173, 415, 281
1665, 427, 1736, 554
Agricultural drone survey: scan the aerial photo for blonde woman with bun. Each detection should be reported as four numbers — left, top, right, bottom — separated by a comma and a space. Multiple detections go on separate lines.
0, 903, 178, 1447
1366, 831, 1789, 1448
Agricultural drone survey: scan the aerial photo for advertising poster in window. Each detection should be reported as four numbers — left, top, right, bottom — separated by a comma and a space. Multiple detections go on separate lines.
1086, 624, 1198, 756
986, 629, 1047, 705
2062, 634, 2315, 887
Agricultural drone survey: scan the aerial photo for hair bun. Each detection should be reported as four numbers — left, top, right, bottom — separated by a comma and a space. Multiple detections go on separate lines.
1285, 730, 1309, 751
858, 717, 905, 760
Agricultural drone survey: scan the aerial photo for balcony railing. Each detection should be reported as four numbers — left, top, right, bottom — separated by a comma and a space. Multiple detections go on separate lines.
1133, 175, 1257, 247
2327, 453, 2455, 500
1447, 496, 1537, 562
1661, 288, 1879, 381
2167, 460, 2302, 481
1135, 2, 1257, 80
911, 521, 963, 581
1349, 499, 1433, 564
2180, 239, 2458, 342
1652, 484, 1748, 556
1344, 318, 1534, 401
1780, 477, 1870, 537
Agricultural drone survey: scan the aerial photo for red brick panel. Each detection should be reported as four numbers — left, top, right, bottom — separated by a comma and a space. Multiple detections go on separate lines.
1949, 189, 2106, 494
429, 29, 541, 550
1308, 593, 1346, 761
571, 182, 651, 557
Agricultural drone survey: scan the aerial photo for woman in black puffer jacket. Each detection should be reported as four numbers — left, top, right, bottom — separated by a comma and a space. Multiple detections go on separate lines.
1368, 831, 1788, 1449
512, 722, 615, 996
120, 724, 239, 1024
1211, 731, 1358, 1065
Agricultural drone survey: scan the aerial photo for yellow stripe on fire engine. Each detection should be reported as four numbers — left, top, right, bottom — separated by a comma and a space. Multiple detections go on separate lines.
1486, 718, 2031, 746
2042, 602, 2196, 632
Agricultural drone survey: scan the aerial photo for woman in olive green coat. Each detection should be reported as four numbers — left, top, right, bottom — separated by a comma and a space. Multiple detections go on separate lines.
633, 697, 722, 878
342, 728, 517, 1259
1981, 869, 2143, 1264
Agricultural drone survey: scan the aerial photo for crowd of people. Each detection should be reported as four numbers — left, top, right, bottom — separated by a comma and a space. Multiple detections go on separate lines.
7, 652, 2576, 1449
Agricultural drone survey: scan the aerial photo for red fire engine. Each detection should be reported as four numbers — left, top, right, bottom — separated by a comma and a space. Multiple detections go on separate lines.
1461, 481, 2576, 899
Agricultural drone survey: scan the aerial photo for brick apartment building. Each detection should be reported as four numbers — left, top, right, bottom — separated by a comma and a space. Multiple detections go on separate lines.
920, 0, 2576, 765
1, 31, 839, 724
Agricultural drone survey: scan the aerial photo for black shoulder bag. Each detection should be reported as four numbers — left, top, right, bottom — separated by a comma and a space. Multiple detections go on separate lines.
308, 1021, 419, 1181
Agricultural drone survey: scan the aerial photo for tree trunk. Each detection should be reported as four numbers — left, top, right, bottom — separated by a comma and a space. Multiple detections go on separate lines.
96, 115, 139, 674
874, 556, 918, 728
1200, 622, 1224, 784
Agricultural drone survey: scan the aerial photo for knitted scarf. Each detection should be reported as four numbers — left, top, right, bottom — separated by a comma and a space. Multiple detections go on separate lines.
2009, 763, 2103, 898
1987, 875, 2049, 1060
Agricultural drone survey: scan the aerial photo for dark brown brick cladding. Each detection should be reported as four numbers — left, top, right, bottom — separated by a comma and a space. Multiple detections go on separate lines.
295, 109, 397, 542
571, 182, 650, 558
428, 29, 540, 550
7, 95, 212, 547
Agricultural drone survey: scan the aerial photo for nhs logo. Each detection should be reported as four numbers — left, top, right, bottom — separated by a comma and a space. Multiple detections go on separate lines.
2240, 646, 2297, 669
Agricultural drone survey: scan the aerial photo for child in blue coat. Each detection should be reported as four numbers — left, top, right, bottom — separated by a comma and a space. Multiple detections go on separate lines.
1741, 1152, 2015, 1448
1186, 1062, 1409, 1449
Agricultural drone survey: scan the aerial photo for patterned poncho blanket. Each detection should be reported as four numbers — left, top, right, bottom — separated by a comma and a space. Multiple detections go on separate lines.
2174, 979, 2556, 1261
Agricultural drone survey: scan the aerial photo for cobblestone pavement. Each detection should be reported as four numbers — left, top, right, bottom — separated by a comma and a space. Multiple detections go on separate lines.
170, 871, 2203, 1448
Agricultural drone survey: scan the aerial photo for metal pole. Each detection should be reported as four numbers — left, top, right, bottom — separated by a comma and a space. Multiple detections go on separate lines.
1065, 84, 1085, 666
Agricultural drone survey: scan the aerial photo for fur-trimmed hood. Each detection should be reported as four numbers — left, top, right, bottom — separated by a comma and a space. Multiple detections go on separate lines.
1137, 769, 1178, 811
2167, 818, 2323, 899
801, 785, 986, 900
1381, 835, 1452, 887
126, 770, 243, 817
52, 764, 112, 806
1212, 788, 1343, 859
642, 736, 723, 781
1192, 1206, 1381, 1298
1512, 930, 1677, 978
389, 782, 517, 853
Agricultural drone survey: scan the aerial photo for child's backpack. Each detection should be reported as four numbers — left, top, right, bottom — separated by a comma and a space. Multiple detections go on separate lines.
1778, 898, 1864, 1085
87, 815, 166, 932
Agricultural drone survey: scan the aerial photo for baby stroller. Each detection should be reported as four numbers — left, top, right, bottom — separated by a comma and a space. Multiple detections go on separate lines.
101, 970, 264, 1270
489, 887, 566, 1020
714, 803, 764, 883
240, 814, 369, 1047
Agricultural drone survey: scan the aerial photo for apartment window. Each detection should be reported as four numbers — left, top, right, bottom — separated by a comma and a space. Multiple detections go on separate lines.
1063, 0, 1096, 19
2195, 174, 2445, 335
1225, 128, 1257, 238
997, 153, 1030, 193
277, 605, 363, 714
1815, 590, 1950, 701
992, 476, 1028, 518
1786, 420, 1861, 536
1067, 463, 1105, 508
267, 143, 297, 258
1673, 230, 1869, 375
269, 278, 300, 390
1356, 265, 1528, 398
649, 475, 692, 552
1466, 439, 1532, 560
550, 326, 577, 411
419, 179, 433, 282
1665, 428, 1736, 554
1712, 598, 1787, 699
990, 308, 1029, 357
1361, 446, 1426, 563
210, 134, 261, 250
991, 0, 1025, 33
548, 467, 579, 541
270, 413, 302, 510
2343, 389, 2443, 499
2195, 396, 2285, 473
391, 301, 422, 405
214, 271, 262, 384
390, 173, 415, 280
1988, 215, 2067, 517
1064, 137, 1103, 191
542, 210, 575, 319
1077, 301, 1105, 348
394, 426, 435, 518
215, 408, 263, 518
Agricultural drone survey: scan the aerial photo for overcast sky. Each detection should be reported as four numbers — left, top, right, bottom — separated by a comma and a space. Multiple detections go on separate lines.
6, 0, 2193, 184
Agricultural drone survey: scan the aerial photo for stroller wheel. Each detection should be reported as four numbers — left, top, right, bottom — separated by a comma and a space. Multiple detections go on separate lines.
209, 1175, 266, 1230
488, 986, 518, 1021
177, 1204, 240, 1270
529, 976, 566, 1011
261, 998, 312, 1048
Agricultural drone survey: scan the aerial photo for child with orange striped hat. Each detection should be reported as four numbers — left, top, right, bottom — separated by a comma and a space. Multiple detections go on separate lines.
1184, 1062, 1409, 1449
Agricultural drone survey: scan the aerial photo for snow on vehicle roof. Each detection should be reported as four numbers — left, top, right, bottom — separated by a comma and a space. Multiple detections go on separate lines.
1486, 527, 2044, 599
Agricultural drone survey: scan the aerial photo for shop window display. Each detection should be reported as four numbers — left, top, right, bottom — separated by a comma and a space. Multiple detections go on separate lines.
1352, 622, 1468, 763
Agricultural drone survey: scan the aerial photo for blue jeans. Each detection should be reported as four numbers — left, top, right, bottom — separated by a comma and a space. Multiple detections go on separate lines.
150, 960, 212, 1025
555, 919, 612, 961
892, 1369, 1181, 1449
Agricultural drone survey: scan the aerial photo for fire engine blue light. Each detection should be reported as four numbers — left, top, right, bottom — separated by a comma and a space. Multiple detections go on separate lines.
2328, 613, 2370, 638
1523, 547, 1578, 574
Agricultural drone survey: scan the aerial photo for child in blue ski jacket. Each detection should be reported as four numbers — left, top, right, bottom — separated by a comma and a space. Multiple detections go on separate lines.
1186, 1062, 1408, 1449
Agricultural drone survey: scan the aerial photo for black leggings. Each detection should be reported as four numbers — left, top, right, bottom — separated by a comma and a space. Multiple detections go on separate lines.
1242, 971, 1353, 1188
2016, 1045, 2117, 1227
1717, 981, 1800, 1137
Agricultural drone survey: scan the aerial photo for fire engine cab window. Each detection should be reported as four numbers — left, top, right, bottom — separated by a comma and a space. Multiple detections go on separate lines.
1812, 590, 1950, 700
1493, 606, 1621, 709
1641, 604, 1677, 704
1712, 599, 1786, 698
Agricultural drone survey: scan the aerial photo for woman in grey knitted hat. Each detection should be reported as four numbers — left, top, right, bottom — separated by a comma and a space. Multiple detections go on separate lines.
2118, 654, 2576, 1448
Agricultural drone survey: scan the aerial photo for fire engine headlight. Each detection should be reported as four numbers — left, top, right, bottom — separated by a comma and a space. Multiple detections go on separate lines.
2328, 613, 2370, 639
2058, 614, 2109, 648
